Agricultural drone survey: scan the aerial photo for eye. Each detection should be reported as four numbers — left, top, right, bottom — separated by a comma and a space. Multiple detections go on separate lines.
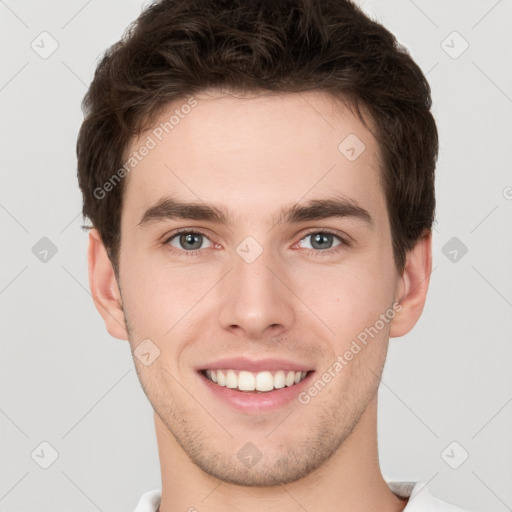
163, 228, 349, 258
297, 230, 346, 253
165, 230, 214, 254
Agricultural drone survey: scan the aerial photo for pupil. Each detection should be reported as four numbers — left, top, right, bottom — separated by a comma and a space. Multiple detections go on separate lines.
313, 233, 332, 249
181, 233, 202, 250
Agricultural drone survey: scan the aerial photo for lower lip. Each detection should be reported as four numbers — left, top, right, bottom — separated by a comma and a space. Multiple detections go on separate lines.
198, 371, 314, 414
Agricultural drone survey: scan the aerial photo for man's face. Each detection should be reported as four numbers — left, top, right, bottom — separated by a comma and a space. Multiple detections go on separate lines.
117, 91, 401, 485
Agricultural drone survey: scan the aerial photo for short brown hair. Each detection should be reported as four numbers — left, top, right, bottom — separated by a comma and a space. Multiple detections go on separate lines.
77, 0, 438, 274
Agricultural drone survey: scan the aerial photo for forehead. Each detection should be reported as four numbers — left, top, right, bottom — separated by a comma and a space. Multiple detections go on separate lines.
122, 90, 386, 228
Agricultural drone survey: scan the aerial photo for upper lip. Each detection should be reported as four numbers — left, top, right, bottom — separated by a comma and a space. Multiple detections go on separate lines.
197, 357, 314, 373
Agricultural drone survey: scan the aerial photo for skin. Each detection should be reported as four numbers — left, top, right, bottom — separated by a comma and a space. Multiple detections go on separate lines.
88, 90, 432, 512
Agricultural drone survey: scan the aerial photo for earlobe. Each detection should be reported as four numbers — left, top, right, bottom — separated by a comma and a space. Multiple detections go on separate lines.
87, 229, 129, 340
389, 231, 433, 338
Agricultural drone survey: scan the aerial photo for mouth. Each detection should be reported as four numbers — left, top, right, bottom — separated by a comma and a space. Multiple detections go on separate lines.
196, 357, 315, 412
199, 368, 311, 393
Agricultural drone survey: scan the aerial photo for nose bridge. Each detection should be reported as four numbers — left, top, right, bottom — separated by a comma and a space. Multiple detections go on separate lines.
217, 234, 295, 337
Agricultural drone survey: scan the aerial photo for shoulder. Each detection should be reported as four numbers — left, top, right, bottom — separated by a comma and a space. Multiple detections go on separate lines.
388, 481, 473, 512
133, 489, 161, 512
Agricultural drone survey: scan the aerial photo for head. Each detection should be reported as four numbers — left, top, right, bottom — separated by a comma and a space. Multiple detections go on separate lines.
79, 0, 437, 487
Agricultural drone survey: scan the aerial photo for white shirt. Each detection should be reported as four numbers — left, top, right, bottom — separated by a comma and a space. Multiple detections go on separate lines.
134, 481, 471, 511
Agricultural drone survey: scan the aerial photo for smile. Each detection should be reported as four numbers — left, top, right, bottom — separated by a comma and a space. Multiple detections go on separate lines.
201, 369, 310, 393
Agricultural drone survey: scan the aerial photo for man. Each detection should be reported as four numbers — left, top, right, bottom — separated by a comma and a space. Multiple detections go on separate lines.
77, 0, 470, 510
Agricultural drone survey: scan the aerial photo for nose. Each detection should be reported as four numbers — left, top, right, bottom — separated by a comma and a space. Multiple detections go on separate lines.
216, 243, 295, 340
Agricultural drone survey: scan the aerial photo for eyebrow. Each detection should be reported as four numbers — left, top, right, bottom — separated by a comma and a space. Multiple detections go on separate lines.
137, 195, 373, 228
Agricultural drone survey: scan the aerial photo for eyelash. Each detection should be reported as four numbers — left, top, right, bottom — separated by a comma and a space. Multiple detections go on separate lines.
163, 228, 350, 258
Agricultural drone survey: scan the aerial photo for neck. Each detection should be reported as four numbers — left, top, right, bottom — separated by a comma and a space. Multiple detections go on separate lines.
154, 396, 408, 512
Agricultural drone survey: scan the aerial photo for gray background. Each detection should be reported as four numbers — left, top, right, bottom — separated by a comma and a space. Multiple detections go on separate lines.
1, 0, 511, 511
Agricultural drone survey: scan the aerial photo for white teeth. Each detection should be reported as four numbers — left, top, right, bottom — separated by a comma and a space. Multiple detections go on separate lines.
204, 369, 309, 392
274, 370, 285, 389
226, 369, 237, 388
217, 370, 226, 386
255, 371, 274, 392
238, 371, 256, 390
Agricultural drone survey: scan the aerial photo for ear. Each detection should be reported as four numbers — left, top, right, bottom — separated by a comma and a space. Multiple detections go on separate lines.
389, 230, 432, 338
87, 228, 128, 340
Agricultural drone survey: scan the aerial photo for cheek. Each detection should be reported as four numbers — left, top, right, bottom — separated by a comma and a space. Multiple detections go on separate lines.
293, 256, 396, 339
119, 226, 397, 343
119, 252, 215, 339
